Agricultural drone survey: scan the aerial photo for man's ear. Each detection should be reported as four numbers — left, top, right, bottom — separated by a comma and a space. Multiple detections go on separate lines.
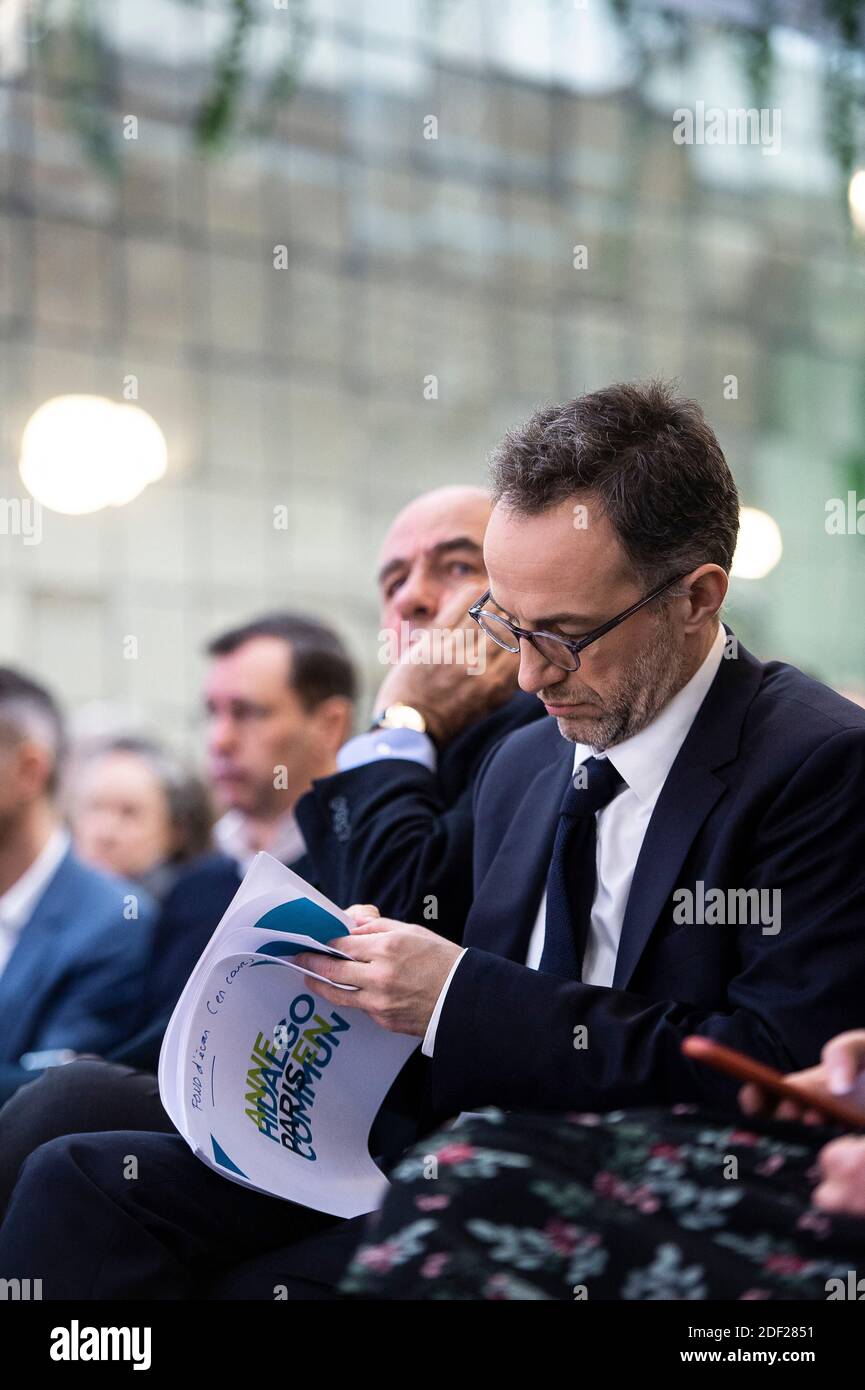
16, 739, 54, 801
682, 564, 728, 630
312, 696, 354, 754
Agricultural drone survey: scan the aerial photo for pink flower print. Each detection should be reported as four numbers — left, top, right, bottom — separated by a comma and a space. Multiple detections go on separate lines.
544, 1220, 580, 1255
755, 1153, 785, 1177
633, 1186, 661, 1214
796, 1209, 831, 1238
593, 1171, 619, 1197
415, 1194, 450, 1212
435, 1143, 477, 1166
649, 1143, 682, 1161
484, 1274, 512, 1300
420, 1253, 450, 1279
764, 1253, 809, 1276
593, 1172, 654, 1211
356, 1242, 400, 1273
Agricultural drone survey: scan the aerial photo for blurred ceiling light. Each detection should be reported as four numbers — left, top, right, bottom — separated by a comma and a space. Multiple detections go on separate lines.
19, 395, 167, 515
848, 169, 865, 233
0, 0, 27, 79
732, 506, 783, 580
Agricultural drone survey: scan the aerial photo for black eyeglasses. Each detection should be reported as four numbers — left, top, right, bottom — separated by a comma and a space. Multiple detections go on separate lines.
468, 573, 689, 673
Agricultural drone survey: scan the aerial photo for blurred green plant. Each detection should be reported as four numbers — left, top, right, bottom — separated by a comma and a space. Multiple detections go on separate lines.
604, 0, 865, 182
192, 0, 314, 149
18, 0, 865, 183
35, 0, 120, 176
26, 0, 314, 173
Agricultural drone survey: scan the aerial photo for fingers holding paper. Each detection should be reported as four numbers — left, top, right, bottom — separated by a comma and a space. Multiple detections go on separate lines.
294, 919, 462, 1036
344, 903, 387, 934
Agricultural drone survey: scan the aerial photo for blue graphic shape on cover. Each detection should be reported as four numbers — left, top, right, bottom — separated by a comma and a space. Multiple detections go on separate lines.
211, 1136, 247, 1178
253, 898, 347, 958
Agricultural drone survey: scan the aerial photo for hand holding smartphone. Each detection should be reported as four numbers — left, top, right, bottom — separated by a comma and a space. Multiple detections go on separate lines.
681, 1035, 865, 1130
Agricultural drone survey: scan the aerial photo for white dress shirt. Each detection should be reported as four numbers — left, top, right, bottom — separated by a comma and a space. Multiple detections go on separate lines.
213, 810, 306, 875
422, 624, 727, 1057
0, 826, 71, 980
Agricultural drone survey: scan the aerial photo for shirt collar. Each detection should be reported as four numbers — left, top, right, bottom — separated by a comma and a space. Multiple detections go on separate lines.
213, 810, 306, 874
0, 826, 71, 933
572, 623, 727, 807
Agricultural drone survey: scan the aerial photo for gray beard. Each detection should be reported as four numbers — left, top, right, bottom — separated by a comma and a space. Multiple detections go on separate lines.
549, 615, 689, 752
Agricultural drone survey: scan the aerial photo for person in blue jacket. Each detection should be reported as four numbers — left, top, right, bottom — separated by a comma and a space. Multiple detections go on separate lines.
0, 666, 154, 1100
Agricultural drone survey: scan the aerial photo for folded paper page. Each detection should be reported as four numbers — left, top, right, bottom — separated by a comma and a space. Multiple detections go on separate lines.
159, 853, 420, 1217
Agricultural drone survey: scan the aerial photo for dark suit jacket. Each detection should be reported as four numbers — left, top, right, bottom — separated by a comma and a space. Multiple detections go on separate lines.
428, 639, 865, 1119
134, 853, 242, 1029
296, 691, 544, 937
0, 849, 154, 1096
110, 849, 313, 1072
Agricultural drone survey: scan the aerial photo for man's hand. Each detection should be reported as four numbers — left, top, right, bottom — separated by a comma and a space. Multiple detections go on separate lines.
813, 1136, 865, 1216
293, 905, 462, 1037
373, 582, 519, 744
739, 1030, 865, 1125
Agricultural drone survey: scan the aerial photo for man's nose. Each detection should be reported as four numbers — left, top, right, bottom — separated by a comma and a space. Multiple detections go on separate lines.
517, 639, 562, 695
393, 574, 437, 623
91, 820, 116, 848
207, 714, 236, 753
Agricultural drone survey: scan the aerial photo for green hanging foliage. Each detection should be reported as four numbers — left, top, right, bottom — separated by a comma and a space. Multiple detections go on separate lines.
192, 0, 254, 151
17, 0, 865, 183
25, 0, 314, 173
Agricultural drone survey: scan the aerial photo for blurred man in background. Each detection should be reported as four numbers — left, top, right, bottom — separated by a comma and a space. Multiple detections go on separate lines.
0, 668, 155, 1101
139, 611, 357, 1022
297, 484, 543, 941
0, 614, 356, 1203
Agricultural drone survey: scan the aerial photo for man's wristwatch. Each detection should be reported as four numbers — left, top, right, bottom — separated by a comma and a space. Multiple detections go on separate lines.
369, 702, 428, 734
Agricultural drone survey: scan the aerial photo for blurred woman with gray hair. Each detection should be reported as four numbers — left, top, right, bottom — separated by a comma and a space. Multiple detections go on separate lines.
70, 736, 212, 901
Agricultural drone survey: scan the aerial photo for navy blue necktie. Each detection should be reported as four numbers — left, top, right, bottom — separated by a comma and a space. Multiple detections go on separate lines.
539, 756, 626, 979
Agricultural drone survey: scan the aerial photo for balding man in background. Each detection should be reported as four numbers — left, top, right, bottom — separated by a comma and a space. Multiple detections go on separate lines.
0, 668, 154, 1099
297, 485, 543, 942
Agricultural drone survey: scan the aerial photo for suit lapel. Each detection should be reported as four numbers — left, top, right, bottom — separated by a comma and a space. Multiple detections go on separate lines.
613, 636, 764, 990
0, 853, 74, 1062
467, 748, 573, 963
612, 763, 726, 988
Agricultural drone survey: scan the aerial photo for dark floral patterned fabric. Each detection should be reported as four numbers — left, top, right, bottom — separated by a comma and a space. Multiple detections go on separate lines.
340, 1106, 865, 1300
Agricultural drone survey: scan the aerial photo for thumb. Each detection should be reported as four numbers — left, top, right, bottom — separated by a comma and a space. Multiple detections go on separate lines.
345, 903, 381, 930
824, 1033, 865, 1095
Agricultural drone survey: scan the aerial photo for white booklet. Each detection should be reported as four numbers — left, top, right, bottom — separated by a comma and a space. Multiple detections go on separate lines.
158, 853, 420, 1218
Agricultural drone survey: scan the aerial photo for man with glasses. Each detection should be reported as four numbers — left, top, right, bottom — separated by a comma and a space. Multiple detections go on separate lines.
6, 380, 865, 1300
298, 379, 865, 1119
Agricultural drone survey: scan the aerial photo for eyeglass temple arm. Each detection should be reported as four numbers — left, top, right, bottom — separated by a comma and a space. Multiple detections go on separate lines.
570, 573, 689, 652
468, 590, 492, 617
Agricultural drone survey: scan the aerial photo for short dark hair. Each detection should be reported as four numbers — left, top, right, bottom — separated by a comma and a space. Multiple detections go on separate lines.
489, 380, 740, 587
0, 667, 65, 795
206, 612, 357, 710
